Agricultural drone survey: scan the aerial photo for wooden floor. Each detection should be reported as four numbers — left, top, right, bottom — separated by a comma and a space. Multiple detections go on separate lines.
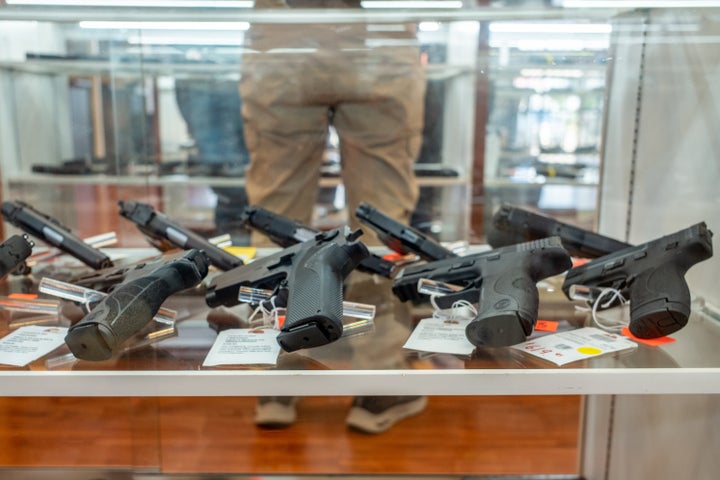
0, 395, 581, 476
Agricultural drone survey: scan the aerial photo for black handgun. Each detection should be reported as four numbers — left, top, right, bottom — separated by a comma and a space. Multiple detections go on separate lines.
118, 200, 243, 271
488, 204, 632, 258
65, 249, 210, 361
562, 222, 713, 339
205, 228, 369, 352
1, 200, 113, 270
70, 252, 180, 293
0, 234, 34, 279
241, 205, 395, 277
355, 202, 456, 261
392, 237, 572, 347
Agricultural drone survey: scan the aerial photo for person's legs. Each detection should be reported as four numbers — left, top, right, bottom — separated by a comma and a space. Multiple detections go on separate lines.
240, 54, 331, 425
240, 56, 330, 234
332, 49, 426, 234
175, 80, 251, 243
331, 48, 428, 434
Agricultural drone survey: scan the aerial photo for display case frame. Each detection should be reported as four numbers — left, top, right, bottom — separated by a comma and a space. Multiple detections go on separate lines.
0, 2, 719, 479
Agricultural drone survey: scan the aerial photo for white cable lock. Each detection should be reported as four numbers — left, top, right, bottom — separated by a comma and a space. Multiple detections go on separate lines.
590, 287, 629, 333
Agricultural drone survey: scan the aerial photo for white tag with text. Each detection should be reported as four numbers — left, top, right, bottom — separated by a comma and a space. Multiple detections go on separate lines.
202, 329, 281, 367
0, 325, 68, 366
403, 317, 476, 355
512, 327, 637, 366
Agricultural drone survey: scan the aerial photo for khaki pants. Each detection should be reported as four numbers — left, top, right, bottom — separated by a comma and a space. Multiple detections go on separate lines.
239, 22, 426, 368
239, 26, 426, 235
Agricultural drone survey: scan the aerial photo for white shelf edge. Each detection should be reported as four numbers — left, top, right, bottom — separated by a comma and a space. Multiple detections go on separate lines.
0, 6, 623, 24
7, 174, 470, 188
1, 368, 719, 397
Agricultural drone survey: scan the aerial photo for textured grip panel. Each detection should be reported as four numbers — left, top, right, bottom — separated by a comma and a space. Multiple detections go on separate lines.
466, 268, 539, 347
278, 234, 368, 352
279, 243, 346, 351
466, 238, 572, 347
66, 250, 209, 360
286, 267, 344, 328
628, 262, 691, 339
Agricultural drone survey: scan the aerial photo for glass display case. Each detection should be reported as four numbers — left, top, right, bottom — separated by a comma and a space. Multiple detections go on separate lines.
0, 2, 482, 245
0, 1, 719, 479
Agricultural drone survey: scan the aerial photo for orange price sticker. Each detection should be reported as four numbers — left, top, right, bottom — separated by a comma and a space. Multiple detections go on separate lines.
382, 252, 405, 262
7, 293, 38, 300
276, 315, 285, 329
534, 320, 559, 332
571, 258, 590, 268
621, 326, 676, 346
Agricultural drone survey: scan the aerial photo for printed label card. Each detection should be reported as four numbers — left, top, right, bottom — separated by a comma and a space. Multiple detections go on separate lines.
403, 317, 476, 356
202, 328, 281, 367
0, 325, 68, 366
512, 327, 637, 366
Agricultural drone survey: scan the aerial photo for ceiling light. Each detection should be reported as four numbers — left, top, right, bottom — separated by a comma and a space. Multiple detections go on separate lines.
489, 22, 612, 34
6, 1, 253, 7
79, 21, 250, 30
562, 1, 720, 8
361, 1, 463, 8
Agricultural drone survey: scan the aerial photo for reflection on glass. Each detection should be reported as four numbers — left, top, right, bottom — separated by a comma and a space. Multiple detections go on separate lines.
38, 277, 177, 324
238, 286, 376, 321
485, 18, 610, 236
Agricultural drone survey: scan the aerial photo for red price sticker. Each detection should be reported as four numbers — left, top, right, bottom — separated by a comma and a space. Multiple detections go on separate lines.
535, 320, 559, 332
621, 327, 676, 346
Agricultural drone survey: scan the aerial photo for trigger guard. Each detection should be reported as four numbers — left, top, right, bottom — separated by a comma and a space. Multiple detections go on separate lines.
433, 289, 479, 309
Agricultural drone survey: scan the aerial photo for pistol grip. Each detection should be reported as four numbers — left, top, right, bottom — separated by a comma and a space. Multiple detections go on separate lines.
65, 251, 208, 360
277, 234, 368, 352
628, 262, 691, 339
465, 270, 539, 347
278, 262, 345, 352
65, 275, 173, 360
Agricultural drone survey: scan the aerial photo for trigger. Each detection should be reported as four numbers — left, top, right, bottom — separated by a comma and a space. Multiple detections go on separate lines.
346, 228, 363, 242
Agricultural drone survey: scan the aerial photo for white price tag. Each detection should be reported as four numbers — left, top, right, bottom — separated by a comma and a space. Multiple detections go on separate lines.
512, 327, 637, 366
202, 329, 281, 367
403, 317, 476, 356
0, 325, 68, 366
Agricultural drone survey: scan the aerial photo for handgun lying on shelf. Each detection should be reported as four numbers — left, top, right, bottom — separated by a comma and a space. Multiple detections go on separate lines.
0, 234, 34, 279
65, 249, 210, 361
241, 205, 395, 278
562, 222, 713, 339
1, 199, 113, 270
118, 200, 243, 271
487, 204, 632, 258
70, 251, 188, 293
355, 202, 457, 262
392, 237, 573, 347
205, 228, 369, 352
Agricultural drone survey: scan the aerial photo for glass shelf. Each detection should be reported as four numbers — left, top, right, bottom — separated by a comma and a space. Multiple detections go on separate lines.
0, 249, 718, 397
0, 59, 475, 81
6, 172, 470, 188
0, 5, 624, 24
